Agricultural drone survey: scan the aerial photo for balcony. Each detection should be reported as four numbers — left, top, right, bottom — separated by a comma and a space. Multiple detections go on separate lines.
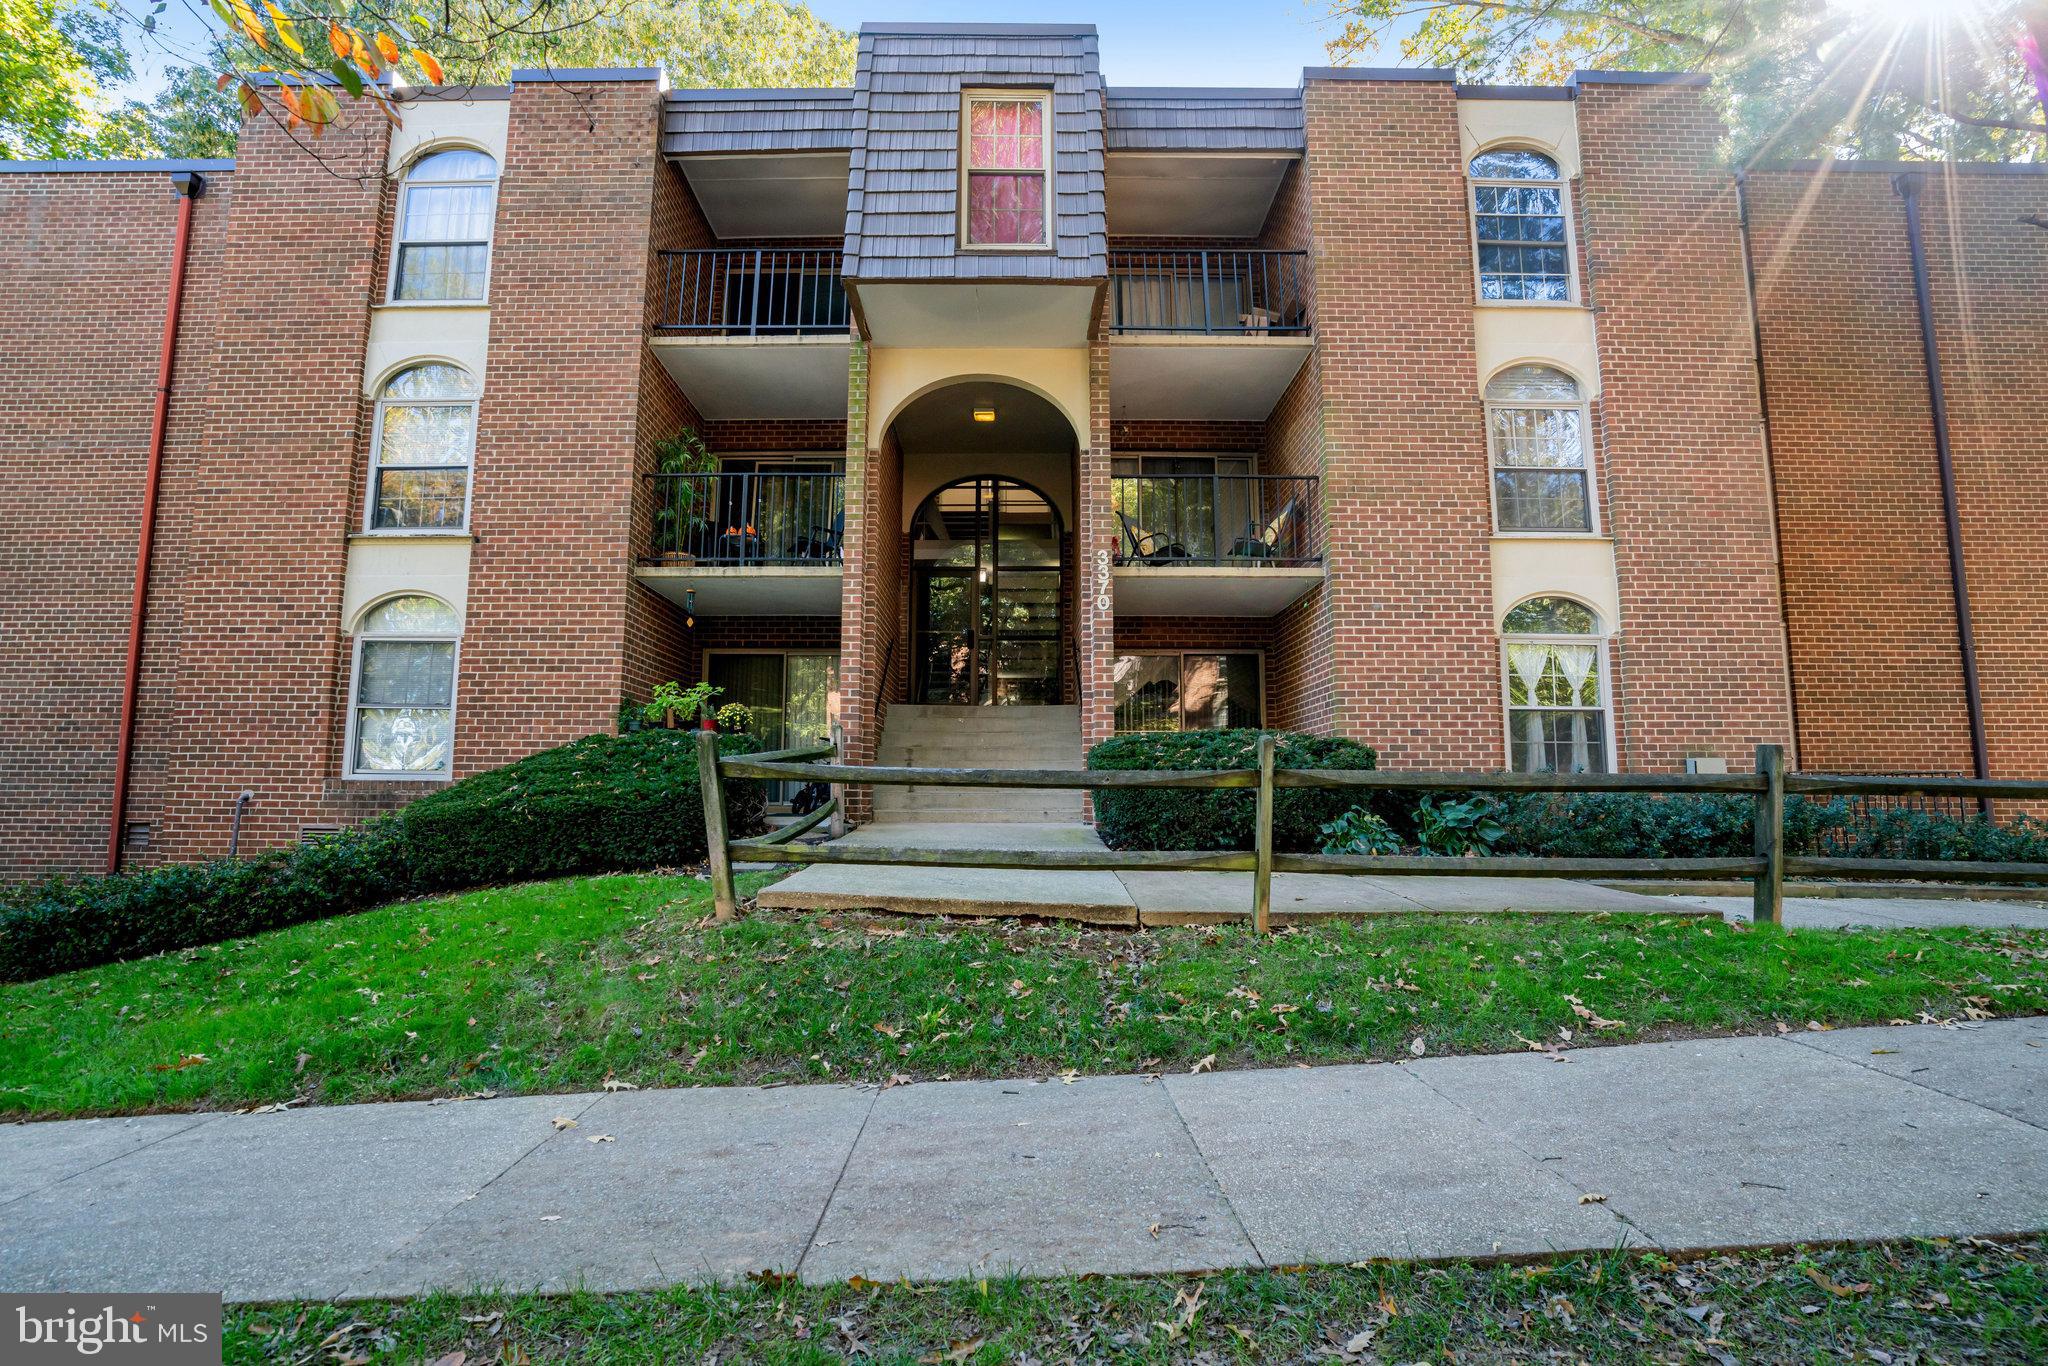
646, 248, 851, 420
1111, 473, 1323, 616
1106, 250, 1314, 421
634, 470, 845, 617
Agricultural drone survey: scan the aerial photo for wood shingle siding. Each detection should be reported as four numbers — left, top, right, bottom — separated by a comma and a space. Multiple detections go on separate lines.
1103, 89, 1304, 153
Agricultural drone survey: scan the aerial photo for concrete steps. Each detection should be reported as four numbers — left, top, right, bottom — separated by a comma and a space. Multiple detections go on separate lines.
872, 704, 1084, 823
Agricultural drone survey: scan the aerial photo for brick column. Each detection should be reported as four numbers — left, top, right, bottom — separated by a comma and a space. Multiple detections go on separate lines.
1077, 317, 1116, 768
1300, 73, 1498, 767
837, 341, 905, 824
1575, 76, 1794, 771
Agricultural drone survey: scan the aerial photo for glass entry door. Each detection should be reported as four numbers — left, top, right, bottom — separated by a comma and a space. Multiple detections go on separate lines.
911, 478, 1062, 705
706, 651, 840, 803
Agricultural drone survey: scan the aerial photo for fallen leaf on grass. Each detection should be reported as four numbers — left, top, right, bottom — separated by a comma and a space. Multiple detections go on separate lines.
919, 1336, 984, 1363
1564, 995, 1626, 1030
1408, 1037, 1426, 1057
883, 1073, 913, 1090
601, 1073, 639, 1092
1803, 1266, 1872, 1297
1190, 1054, 1216, 1074
429, 1353, 466, 1366
150, 1054, 209, 1072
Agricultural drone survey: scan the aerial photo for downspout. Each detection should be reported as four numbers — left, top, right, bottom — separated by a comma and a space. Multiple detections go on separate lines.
1893, 171, 1992, 800
106, 170, 204, 873
1732, 170, 1803, 770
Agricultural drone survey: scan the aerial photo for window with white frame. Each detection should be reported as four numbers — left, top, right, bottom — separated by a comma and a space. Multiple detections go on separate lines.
1470, 148, 1571, 302
368, 363, 476, 530
1113, 652, 1262, 733
1486, 364, 1593, 532
962, 92, 1050, 248
348, 595, 459, 778
1502, 596, 1609, 774
391, 148, 497, 301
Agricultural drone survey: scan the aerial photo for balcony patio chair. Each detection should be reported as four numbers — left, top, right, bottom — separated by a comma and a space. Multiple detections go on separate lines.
794, 508, 844, 562
1116, 508, 1188, 564
1228, 499, 1297, 563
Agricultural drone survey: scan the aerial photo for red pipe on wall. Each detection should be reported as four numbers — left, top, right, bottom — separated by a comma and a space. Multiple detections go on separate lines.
107, 171, 204, 873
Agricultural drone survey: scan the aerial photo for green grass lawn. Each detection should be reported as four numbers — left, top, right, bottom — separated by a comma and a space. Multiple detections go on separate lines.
223, 1239, 2045, 1364
4, 871, 2047, 1119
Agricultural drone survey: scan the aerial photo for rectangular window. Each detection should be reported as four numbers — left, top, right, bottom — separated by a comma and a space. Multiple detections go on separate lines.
1504, 641, 1607, 773
1489, 405, 1590, 531
963, 92, 1049, 248
1113, 652, 1262, 733
352, 639, 456, 775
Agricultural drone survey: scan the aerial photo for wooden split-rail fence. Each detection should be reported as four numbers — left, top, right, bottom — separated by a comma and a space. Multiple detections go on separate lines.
694, 732, 2048, 932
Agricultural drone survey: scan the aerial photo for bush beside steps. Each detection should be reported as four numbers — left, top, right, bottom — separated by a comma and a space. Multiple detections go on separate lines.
0, 731, 763, 984
1087, 729, 1379, 853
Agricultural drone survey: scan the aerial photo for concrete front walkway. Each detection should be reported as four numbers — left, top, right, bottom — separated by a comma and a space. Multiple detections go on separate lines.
757, 821, 2048, 930
4, 1020, 2045, 1302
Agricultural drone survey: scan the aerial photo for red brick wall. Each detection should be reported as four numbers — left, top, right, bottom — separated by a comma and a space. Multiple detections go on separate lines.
1299, 75, 1497, 766
463, 75, 668, 771
0, 169, 231, 874
151, 103, 394, 862
836, 344, 902, 820
703, 419, 847, 452
1575, 80, 1794, 773
1746, 165, 2048, 777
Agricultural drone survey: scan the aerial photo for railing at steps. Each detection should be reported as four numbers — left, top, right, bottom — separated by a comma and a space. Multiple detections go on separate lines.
694, 739, 2048, 932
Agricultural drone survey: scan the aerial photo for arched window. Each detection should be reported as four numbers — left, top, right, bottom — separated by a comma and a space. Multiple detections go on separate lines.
1502, 596, 1609, 774
1470, 148, 1571, 302
1486, 364, 1593, 532
391, 148, 497, 302
348, 594, 460, 778
368, 363, 477, 530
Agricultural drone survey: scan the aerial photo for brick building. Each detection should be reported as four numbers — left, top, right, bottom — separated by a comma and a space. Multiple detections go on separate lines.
2, 22, 2043, 875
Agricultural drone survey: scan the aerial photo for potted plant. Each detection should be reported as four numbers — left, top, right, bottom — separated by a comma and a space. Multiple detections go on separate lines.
643, 680, 722, 731
714, 701, 755, 734
651, 427, 718, 561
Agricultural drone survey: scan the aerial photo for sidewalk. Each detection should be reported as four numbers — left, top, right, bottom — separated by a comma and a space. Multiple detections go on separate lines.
757, 821, 2048, 930
3, 1019, 2044, 1303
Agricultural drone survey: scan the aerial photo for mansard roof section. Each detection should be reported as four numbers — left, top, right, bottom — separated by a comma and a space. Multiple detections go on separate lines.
844, 23, 1107, 281
661, 87, 857, 155
1103, 88, 1303, 153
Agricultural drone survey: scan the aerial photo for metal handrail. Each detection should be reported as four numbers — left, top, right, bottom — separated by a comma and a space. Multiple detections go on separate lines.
1108, 249, 1310, 335
653, 248, 848, 336
644, 471, 845, 565
1112, 473, 1322, 566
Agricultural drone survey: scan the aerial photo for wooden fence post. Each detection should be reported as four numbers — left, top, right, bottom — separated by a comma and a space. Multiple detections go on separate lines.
696, 729, 739, 921
1253, 733, 1276, 933
1753, 743, 1785, 927
828, 722, 847, 840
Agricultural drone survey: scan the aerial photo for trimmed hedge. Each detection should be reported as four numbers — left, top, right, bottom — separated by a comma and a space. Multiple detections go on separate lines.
1088, 729, 1379, 852
400, 729, 764, 889
0, 818, 414, 983
1492, 792, 2048, 863
0, 730, 765, 983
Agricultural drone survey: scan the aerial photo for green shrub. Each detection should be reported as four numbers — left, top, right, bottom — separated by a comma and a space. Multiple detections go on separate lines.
1415, 794, 1507, 856
401, 729, 765, 890
1320, 808, 1401, 855
0, 818, 415, 983
1087, 730, 1378, 852
1488, 791, 2048, 863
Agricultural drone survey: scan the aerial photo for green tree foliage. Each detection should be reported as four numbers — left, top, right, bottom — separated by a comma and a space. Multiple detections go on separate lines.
1, 0, 136, 157
1327, 0, 2048, 162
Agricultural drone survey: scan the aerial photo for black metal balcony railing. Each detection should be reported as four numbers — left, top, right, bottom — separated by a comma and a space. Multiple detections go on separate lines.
653, 249, 849, 336
646, 472, 846, 565
1112, 474, 1321, 567
1108, 250, 1310, 336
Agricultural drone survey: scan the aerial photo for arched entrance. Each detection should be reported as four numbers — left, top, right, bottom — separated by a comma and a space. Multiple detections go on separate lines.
910, 476, 1063, 705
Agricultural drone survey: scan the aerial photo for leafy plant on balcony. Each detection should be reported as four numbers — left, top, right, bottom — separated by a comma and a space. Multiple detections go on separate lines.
652, 426, 718, 553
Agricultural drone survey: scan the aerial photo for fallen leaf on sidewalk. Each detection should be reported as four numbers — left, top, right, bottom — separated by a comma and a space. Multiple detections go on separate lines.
1578, 1193, 1608, 1205
883, 1073, 913, 1090
1190, 1054, 1216, 1074
552, 1116, 578, 1131
1057, 1068, 1079, 1084
588, 1134, 615, 1143
601, 1073, 638, 1091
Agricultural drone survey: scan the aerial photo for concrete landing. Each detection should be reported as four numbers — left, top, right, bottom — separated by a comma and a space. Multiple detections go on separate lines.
757, 822, 1676, 925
